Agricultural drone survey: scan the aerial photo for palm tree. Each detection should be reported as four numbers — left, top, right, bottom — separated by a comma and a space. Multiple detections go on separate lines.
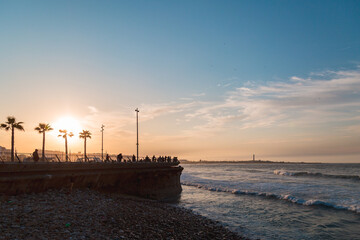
58, 129, 74, 162
34, 123, 53, 161
0, 116, 25, 162
79, 130, 92, 162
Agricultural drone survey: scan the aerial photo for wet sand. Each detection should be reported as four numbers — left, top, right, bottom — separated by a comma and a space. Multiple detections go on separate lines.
0, 189, 245, 239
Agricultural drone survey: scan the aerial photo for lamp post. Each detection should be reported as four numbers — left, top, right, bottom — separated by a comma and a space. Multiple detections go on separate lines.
135, 108, 139, 161
101, 124, 105, 161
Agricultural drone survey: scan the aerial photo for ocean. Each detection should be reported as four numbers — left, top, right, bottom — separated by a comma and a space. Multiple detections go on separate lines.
177, 163, 360, 240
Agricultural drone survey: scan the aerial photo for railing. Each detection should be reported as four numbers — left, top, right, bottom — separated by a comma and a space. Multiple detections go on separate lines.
0, 152, 123, 162
0, 152, 180, 165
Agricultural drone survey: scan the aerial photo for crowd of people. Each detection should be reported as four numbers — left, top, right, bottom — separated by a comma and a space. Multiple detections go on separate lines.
26, 148, 180, 164
104, 153, 179, 164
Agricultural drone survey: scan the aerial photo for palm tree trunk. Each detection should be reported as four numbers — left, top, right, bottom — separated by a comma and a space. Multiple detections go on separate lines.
11, 127, 14, 162
84, 137, 87, 162
42, 132, 45, 161
65, 136, 68, 162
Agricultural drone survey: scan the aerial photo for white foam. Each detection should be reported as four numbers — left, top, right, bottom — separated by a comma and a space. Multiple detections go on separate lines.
273, 169, 360, 180
182, 182, 360, 214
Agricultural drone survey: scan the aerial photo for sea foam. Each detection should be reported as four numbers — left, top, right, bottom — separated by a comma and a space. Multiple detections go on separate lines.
181, 182, 360, 214
273, 169, 360, 181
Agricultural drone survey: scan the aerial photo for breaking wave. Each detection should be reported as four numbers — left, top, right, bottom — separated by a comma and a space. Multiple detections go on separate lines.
273, 169, 360, 181
181, 182, 360, 214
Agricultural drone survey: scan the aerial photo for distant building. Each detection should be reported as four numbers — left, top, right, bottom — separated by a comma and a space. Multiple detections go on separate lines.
253, 154, 255, 161
0, 146, 11, 161
179, 159, 189, 163
0, 146, 10, 155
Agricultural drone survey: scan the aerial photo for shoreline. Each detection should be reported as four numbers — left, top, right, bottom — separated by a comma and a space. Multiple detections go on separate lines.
0, 189, 245, 239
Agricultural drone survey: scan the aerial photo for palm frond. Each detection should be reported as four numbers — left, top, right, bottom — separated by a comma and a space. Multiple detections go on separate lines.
79, 130, 92, 138
3, 117, 24, 131
34, 127, 43, 132
14, 124, 25, 131
6, 116, 16, 124
38, 123, 53, 132
1, 123, 10, 131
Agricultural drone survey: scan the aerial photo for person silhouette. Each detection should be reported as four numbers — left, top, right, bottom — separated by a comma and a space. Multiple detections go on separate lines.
105, 154, 110, 163
33, 149, 39, 162
117, 153, 123, 163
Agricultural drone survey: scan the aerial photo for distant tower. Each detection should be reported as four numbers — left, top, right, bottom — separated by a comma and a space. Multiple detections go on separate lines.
253, 154, 255, 161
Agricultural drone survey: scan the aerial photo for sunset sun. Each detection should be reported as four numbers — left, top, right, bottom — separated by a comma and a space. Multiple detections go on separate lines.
52, 116, 82, 136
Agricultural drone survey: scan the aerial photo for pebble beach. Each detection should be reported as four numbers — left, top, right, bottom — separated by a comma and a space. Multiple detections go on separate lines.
0, 189, 244, 240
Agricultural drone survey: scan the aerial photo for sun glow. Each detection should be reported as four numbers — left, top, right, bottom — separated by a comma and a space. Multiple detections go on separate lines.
52, 116, 83, 136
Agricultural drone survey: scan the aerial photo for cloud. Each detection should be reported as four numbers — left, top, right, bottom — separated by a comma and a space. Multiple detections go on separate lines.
217, 77, 240, 88
88, 106, 98, 114
192, 92, 206, 97
184, 68, 360, 132
82, 108, 134, 139
290, 76, 307, 82
139, 101, 200, 121
81, 100, 202, 140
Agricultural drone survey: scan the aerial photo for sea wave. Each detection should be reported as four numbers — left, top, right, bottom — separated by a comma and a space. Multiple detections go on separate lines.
181, 182, 360, 214
273, 169, 360, 181
244, 169, 267, 173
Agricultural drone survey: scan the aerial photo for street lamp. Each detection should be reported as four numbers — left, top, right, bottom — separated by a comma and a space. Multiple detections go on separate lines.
101, 124, 105, 161
135, 108, 139, 161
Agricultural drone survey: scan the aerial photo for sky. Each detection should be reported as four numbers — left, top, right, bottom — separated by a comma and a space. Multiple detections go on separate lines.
0, 0, 360, 162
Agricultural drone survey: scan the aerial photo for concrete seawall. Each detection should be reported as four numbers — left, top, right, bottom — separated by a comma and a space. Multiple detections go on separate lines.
0, 163, 183, 200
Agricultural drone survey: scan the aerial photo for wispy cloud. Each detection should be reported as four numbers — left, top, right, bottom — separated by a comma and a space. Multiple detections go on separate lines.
184, 68, 360, 132
192, 92, 206, 97
217, 77, 239, 88
82, 106, 134, 138
139, 101, 200, 121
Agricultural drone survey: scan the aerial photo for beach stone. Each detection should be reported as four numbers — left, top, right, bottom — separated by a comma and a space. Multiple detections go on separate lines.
0, 189, 245, 240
